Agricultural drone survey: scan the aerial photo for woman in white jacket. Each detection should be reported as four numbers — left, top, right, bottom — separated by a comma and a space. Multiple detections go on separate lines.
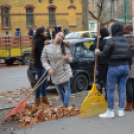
41, 32, 73, 107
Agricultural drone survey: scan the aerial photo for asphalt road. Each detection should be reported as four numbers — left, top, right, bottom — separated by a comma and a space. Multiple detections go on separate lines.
0, 66, 30, 92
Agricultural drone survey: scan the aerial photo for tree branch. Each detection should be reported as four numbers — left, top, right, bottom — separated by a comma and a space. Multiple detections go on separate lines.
88, 10, 98, 20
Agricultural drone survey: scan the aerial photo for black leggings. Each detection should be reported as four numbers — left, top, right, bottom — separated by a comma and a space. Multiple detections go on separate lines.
126, 78, 134, 103
96, 64, 108, 100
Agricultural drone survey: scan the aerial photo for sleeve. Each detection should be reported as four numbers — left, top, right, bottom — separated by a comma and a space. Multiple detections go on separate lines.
47, 33, 51, 40
65, 46, 73, 63
93, 38, 97, 50
41, 46, 52, 71
97, 38, 114, 59
36, 40, 44, 53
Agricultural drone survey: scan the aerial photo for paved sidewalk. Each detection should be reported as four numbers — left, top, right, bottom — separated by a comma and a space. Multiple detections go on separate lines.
12, 107, 134, 134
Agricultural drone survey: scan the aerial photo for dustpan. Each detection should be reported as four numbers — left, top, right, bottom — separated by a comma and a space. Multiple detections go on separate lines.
79, 16, 107, 118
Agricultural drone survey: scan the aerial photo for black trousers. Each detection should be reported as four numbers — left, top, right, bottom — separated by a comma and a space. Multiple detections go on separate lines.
96, 64, 108, 100
126, 78, 134, 103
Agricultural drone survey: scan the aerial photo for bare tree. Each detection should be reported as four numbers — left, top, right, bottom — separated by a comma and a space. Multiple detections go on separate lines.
88, 0, 120, 21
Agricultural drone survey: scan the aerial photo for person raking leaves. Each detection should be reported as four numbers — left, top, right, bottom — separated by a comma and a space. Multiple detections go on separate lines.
41, 32, 73, 107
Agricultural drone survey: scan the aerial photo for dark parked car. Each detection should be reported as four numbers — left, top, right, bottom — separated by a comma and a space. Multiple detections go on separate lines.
27, 38, 95, 93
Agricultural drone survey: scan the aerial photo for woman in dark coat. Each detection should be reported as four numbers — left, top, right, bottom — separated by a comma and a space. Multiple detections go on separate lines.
94, 27, 109, 100
31, 27, 50, 106
95, 21, 132, 118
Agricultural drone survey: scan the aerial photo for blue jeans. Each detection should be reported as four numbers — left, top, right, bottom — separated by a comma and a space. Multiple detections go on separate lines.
55, 81, 71, 107
36, 69, 48, 98
107, 65, 129, 110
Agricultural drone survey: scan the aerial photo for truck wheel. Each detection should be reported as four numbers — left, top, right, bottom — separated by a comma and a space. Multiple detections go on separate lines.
22, 54, 30, 65
71, 74, 88, 93
5, 59, 15, 65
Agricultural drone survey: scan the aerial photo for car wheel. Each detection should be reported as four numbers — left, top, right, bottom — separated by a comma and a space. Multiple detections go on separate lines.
22, 54, 30, 64
71, 74, 88, 93
5, 58, 15, 65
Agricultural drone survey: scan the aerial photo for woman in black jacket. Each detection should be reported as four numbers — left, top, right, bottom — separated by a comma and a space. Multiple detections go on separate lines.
31, 27, 50, 106
95, 21, 132, 118
94, 27, 109, 100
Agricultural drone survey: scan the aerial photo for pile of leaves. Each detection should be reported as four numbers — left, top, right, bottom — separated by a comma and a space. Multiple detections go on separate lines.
6, 103, 79, 128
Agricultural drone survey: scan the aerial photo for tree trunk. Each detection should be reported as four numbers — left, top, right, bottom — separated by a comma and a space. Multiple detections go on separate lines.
82, 0, 89, 30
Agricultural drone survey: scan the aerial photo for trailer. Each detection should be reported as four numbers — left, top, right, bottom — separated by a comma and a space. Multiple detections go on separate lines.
0, 36, 32, 65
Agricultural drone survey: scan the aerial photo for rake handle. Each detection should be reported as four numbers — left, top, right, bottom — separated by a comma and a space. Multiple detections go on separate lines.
94, 17, 101, 84
25, 53, 70, 101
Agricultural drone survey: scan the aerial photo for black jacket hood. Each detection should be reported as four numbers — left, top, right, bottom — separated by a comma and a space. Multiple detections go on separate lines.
112, 21, 123, 37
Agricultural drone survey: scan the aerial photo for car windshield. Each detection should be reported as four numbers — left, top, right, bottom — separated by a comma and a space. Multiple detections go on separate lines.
65, 32, 81, 39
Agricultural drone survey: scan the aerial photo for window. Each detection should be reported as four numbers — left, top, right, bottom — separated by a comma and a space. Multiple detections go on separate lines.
89, 21, 97, 31
83, 41, 95, 57
75, 44, 83, 58
90, 32, 97, 38
81, 32, 90, 38
70, 0, 74, 3
49, 0, 53, 3
89, 22, 95, 30
1, 7, 10, 27
26, 8, 34, 27
65, 32, 81, 39
49, 8, 56, 26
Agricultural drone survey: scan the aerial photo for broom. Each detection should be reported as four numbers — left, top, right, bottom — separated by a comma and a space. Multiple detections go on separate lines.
79, 16, 107, 118
4, 55, 69, 122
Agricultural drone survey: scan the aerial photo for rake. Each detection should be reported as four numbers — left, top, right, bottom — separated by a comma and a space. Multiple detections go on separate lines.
79, 17, 107, 118
4, 56, 68, 122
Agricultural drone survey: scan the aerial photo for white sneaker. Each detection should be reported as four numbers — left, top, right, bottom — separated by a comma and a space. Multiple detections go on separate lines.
118, 110, 125, 117
98, 109, 114, 119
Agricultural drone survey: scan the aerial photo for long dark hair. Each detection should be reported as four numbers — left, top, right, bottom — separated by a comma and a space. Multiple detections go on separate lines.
59, 32, 66, 55
31, 27, 45, 59
124, 25, 133, 34
61, 41, 66, 55
100, 27, 109, 39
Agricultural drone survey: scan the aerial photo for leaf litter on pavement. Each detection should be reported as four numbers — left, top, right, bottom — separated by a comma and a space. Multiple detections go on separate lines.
0, 87, 34, 105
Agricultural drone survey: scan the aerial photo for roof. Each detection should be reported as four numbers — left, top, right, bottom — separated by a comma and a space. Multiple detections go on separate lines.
71, 31, 97, 33
102, 19, 134, 25
64, 38, 95, 45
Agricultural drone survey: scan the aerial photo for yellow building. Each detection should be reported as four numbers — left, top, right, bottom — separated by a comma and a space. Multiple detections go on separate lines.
0, 0, 83, 36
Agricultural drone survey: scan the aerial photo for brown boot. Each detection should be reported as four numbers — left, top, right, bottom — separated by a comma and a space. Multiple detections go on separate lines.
42, 96, 50, 105
34, 98, 41, 107
124, 103, 132, 111
132, 102, 134, 109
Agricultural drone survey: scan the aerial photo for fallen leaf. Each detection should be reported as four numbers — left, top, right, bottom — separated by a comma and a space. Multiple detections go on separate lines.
14, 98, 20, 102
25, 116, 31, 123
13, 92, 19, 95
7, 97, 12, 103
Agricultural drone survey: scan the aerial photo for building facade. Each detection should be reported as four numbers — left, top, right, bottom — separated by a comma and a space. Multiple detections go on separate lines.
132, 0, 134, 28
0, 0, 83, 36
